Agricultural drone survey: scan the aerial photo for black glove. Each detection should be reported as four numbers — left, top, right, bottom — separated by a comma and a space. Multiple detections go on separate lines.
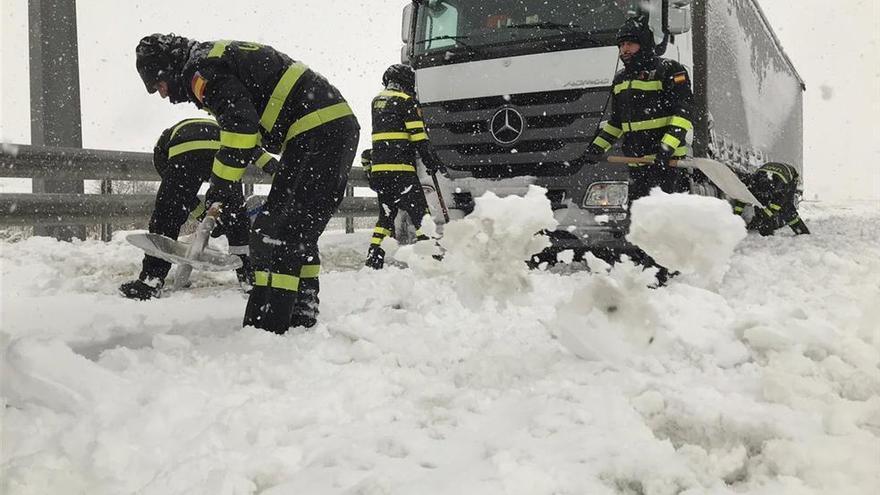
204, 181, 236, 210
653, 144, 674, 167
582, 143, 605, 165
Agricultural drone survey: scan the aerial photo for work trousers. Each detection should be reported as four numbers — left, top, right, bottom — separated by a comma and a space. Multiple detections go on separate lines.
244, 117, 360, 334
369, 172, 429, 246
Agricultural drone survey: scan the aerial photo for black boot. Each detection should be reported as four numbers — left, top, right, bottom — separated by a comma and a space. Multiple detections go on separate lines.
365, 245, 385, 270
119, 277, 163, 300
291, 288, 319, 329
262, 288, 297, 335
243, 285, 269, 328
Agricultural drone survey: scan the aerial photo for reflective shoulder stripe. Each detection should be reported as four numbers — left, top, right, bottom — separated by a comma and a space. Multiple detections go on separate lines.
212, 158, 247, 182
220, 130, 259, 149
271, 273, 299, 292
405, 121, 425, 130
168, 140, 221, 159
371, 164, 416, 173
380, 90, 412, 100
255, 151, 275, 169
300, 265, 320, 279
602, 123, 623, 138
260, 62, 309, 132
372, 132, 411, 141
208, 40, 230, 58
593, 136, 612, 151
409, 132, 428, 142
254, 271, 270, 287
283, 102, 353, 143
614, 80, 663, 94
170, 118, 217, 140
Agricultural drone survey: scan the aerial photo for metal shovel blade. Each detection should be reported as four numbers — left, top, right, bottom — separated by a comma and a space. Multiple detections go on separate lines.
126, 233, 242, 272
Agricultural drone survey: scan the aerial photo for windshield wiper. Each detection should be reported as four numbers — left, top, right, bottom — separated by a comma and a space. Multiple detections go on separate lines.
504, 22, 602, 44
414, 35, 483, 55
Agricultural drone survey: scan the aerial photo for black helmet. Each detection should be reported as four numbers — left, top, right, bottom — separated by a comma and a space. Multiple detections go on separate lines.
136, 33, 194, 102
616, 16, 655, 53
382, 64, 415, 93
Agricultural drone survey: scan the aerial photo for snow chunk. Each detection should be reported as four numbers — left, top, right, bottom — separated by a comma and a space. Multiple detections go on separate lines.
627, 190, 747, 288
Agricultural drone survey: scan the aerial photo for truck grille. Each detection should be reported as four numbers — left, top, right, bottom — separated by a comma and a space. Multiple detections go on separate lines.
421, 87, 611, 178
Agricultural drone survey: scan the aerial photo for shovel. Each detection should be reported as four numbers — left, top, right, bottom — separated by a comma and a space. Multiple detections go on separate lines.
607, 156, 763, 207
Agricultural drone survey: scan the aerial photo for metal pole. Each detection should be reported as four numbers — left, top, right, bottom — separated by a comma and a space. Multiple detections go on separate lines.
29, 0, 85, 240
345, 184, 355, 233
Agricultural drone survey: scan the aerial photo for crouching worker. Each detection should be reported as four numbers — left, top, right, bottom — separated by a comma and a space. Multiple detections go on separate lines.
119, 118, 268, 300
365, 64, 446, 270
734, 161, 810, 236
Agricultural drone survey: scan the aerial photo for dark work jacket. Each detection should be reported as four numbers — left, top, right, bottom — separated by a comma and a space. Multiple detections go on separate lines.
592, 56, 694, 161
370, 87, 444, 176
179, 40, 355, 187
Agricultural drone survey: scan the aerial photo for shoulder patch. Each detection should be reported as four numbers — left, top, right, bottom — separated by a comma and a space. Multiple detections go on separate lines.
191, 72, 208, 103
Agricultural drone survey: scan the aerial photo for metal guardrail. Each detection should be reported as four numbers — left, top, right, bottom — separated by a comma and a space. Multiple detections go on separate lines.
0, 144, 375, 229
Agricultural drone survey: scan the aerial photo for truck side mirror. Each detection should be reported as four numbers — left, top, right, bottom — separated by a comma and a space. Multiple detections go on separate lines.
401, 45, 411, 64
402, 4, 414, 43
665, 2, 692, 35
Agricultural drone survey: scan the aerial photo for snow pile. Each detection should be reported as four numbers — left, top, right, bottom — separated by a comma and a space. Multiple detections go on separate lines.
627, 189, 747, 288
553, 255, 661, 363
396, 185, 556, 307
1, 202, 879, 494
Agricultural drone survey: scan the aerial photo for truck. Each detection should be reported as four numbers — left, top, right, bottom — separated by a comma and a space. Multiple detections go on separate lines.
401, 0, 805, 252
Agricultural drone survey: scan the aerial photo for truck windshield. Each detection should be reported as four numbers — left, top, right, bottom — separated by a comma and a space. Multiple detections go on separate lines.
414, 0, 641, 56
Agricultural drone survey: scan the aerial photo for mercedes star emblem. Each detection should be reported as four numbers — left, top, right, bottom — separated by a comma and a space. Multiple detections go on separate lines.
489, 107, 525, 145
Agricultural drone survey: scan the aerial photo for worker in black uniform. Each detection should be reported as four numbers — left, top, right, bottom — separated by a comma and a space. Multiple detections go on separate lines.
119, 118, 268, 300
583, 17, 695, 283
735, 161, 810, 236
136, 34, 359, 333
364, 64, 445, 270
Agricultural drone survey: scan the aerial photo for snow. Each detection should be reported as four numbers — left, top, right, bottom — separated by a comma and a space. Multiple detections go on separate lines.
2, 197, 879, 494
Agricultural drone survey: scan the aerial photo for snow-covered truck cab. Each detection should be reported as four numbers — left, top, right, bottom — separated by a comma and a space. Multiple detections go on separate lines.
402, 0, 804, 249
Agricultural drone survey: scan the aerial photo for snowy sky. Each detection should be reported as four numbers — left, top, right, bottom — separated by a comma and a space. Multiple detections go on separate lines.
1, 0, 878, 201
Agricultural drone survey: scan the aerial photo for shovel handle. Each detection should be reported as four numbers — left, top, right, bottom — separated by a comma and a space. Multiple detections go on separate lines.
606, 156, 682, 166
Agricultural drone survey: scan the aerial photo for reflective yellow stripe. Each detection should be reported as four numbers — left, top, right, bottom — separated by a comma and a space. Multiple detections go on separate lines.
661, 134, 681, 149
168, 140, 221, 158
370, 237, 383, 245
212, 158, 247, 182
371, 164, 416, 173
260, 62, 309, 132
734, 206, 744, 214
593, 136, 612, 151
188, 200, 206, 221
602, 123, 623, 138
672, 146, 688, 157
622, 116, 693, 132
220, 131, 259, 149
284, 102, 354, 143
208, 40, 229, 58
409, 132, 428, 142
373, 227, 392, 237
372, 132, 411, 141
254, 271, 270, 287
255, 151, 275, 169
405, 121, 425, 129
668, 116, 693, 130
380, 90, 411, 100
271, 273, 299, 292
613, 79, 663, 94
300, 265, 320, 279
787, 217, 802, 226
769, 203, 782, 211
170, 118, 217, 140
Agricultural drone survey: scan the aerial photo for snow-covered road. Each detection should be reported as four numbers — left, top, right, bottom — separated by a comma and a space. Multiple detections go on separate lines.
2, 198, 878, 495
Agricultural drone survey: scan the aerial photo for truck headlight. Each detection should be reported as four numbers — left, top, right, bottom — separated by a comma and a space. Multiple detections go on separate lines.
582, 182, 628, 208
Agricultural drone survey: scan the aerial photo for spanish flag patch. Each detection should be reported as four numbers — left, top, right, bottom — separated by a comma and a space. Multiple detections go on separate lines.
673, 72, 688, 85
191, 72, 208, 103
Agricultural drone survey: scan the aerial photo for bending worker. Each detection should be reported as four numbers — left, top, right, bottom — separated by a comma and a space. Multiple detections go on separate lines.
136, 34, 359, 333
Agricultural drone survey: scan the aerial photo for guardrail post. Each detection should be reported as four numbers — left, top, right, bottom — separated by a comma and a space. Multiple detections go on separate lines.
29, 0, 85, 240
100, 179, 113, 241
345, 184, 355, 233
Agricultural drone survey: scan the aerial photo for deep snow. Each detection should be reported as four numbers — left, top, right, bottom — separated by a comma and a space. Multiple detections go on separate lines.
1, 194, 878, 495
